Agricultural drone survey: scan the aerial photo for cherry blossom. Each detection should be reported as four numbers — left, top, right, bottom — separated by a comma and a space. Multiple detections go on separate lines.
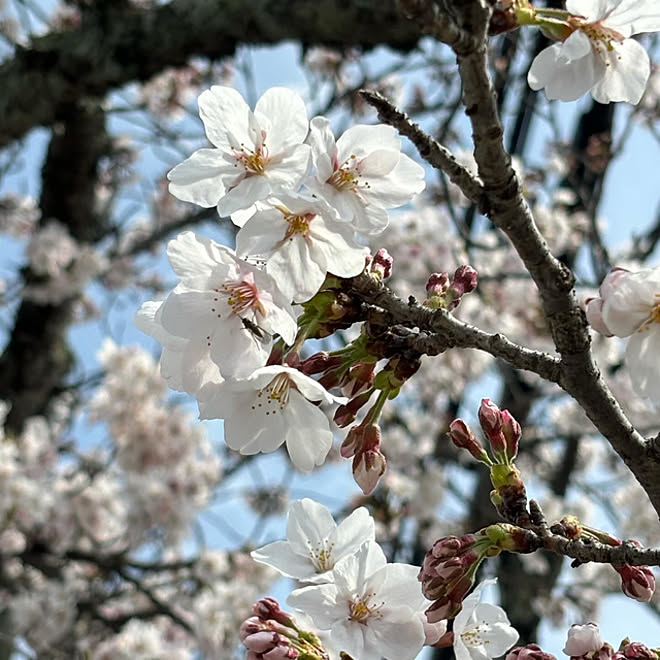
151, 232, 297, 378
306, 116, 425, 234
251, 498, 376, 583
198, 365, 345, 472
167, 86, 311, 216
452, 579, 519, 660
235, 193, 369, 302
527, 1, 660, 103
562, 623, 604, 656
287, 543, 428, 660
586, 266, 660, 404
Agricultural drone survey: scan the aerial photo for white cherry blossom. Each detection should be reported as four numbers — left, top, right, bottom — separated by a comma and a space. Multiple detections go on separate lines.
235, 193, 369, 303
453, 579, 519, 660
167, 86, 311, 216
135, 300, 222, 397
586, 266, 660, 404
251, 498, 376, 583
306, 116, 425, 235
528, 0, 660, 104
198, 365, 344, 472
287, 543, 428, 660
155, 232, 297, 378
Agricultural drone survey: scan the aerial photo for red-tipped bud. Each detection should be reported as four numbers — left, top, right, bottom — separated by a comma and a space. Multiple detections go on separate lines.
449, 265, 478, 296
252, 598, 295, 627
343, 362, 376, 397
506, 644, 558, 660
448, 419, 491, 463
478, 398, 507, 455
500, 409, 521, 459
615, 563, 656, 602
241, 617, 266, 640
299, 351, 343, 375
424, 595, 461, 623
369, 248, 394, 280
334, 390, 373, 428
244, 631, 282, 653
620, 641, 655, 659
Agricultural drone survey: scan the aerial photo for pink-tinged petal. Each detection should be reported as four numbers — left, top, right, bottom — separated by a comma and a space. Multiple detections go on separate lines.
283, 394, 333, 471
528, 42, 602, 101
284, 366, 340, 404
336, 124, 400, 162
286, 499, 336, 552
585, 297, 614, 336
625, 327, 660, 404
601, 271, 658, 336
216, 175, 272, 216
166, 231, 232, 280
255, 87, 309, 152
308, 116, 337, 182
251, 540, 316, 579
167, 148, 228, 207
198, 85, 251, 151
329, 507, 375, 558
590, 39, 650, 104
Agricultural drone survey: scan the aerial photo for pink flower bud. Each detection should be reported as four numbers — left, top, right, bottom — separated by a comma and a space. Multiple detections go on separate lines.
621, 642, 655, 659
369, 248, 393, 280
425, 595, 459, 623
450, 265, 478, 296
299, 351, 343, 375
263, 647, 299, 660
500, 409, 521, 460
244, 631, 280, 653
353, 447, 387, 495
585, 297, 613, 337
426, 272, 450, 296
563, 623, 604, 657
241, 617, 265, 640
334, 390, 373, 428
615, 563, 656, 602
449, 419, 490, 462
252, 598, 295, 627
506, 644, 558, 660
478, 398, 507, 455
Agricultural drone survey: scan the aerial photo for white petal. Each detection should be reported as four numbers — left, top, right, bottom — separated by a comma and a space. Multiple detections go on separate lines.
368, 613, 425, 660
216, 175, 272, 216
606, 0, 660, 35
287, 498, 336, 552
560, 29, 593, 61
167, 148, 228, 207
590, 39, 650, 104
528, 42, 601, 101
308, 116, 337, 182
251, 540, 317, 580
308, 220, 369, 279
625, 327, 660, 403
159, 290, 218, 337
265, 143, 312, 192
361, 153, 426, 209
198, 85, 250, 151
287, 584, 341, 630
255, 87, 309, 152
336, 124, 400, 162
209, 319, 271, 378
329, 507, 375, 560
283, 392, 333, 471
166, 231, 232, 281
566, 0, 620, 22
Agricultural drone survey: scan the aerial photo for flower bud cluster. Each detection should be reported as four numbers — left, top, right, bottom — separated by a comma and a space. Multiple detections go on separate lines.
425, 265, 478, 311
506, 644, 558, 660
563, 623, 659, 660
241, 599, 328, 660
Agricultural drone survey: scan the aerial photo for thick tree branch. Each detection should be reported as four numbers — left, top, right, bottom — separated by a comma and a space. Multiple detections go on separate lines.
382, 0, 660, 518
0, 0, 423, 147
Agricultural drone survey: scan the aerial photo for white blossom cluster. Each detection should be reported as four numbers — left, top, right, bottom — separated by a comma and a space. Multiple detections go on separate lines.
137, 84, 426, 473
